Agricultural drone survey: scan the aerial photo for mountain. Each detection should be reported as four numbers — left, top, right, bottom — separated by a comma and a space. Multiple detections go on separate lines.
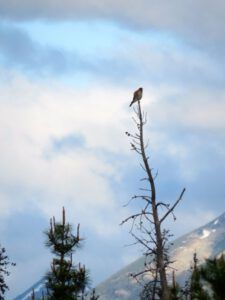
14, 213, 225, 299
14, 278, 45, 300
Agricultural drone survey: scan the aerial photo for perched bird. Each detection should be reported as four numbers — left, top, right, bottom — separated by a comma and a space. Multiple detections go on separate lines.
130, 87, 143, 107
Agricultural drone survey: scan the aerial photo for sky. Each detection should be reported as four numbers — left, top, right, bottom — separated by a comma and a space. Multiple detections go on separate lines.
0, 1, 225, 298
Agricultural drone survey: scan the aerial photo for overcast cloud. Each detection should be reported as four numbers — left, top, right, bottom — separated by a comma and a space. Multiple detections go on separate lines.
0, 0, 225, 51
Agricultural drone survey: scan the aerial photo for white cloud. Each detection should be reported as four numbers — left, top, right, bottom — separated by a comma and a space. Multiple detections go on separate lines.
0, 71, 133, 228
3, 67, 221, 239
6, 70, 221, 197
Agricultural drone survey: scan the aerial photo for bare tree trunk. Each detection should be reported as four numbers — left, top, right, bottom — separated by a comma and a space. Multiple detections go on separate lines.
122, 98, 185, 300
137, 101, 169, 300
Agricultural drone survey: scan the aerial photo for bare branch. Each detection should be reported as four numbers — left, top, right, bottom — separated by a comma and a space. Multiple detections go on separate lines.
139, 188, 151, 192
120, 211, 151, 226
140, 177, 149, 182
153, 170, 159, 180
160, 188, 186, 224
156, 202, 170, 209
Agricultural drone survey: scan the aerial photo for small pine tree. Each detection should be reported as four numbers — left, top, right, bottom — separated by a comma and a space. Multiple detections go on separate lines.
89, 289, 99, 300
0, 246, 15, 300
31, 288, 35, 300
169, 271, 182, 300
41, 290, 45, 300
181, 253, 210, 300
189, 253, 209, 300
45, 207, 89, 300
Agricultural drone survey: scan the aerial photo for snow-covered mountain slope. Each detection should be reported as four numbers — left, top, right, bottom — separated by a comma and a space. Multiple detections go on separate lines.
94, 213, 225, 299
14, 213, 225, 300
14, 279, 45, 300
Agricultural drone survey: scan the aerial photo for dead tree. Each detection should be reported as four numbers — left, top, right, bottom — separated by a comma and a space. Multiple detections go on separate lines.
121, 99, 185, 300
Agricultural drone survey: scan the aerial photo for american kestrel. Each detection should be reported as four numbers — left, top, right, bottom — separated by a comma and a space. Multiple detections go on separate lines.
130, 87, 143, 107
